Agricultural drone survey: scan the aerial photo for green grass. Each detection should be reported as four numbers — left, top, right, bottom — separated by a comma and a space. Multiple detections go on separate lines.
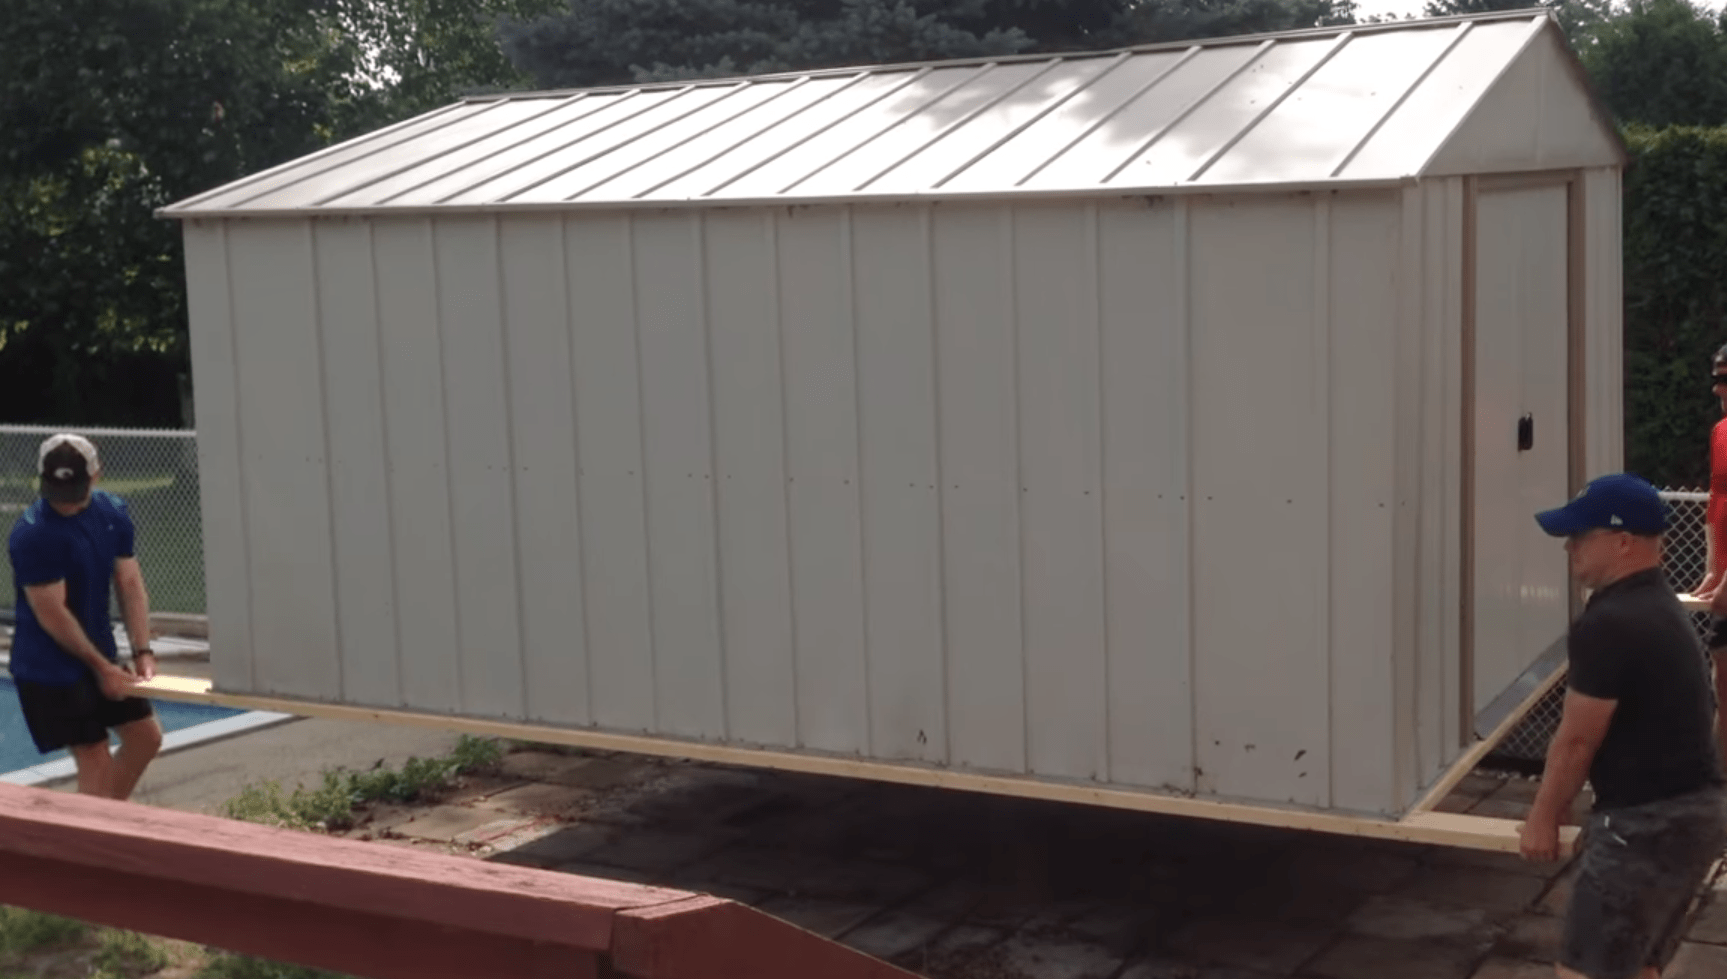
195, 953, 354, 979
0, 906, 88, 959
220, 735, 504, 832
91, 930, 169, 978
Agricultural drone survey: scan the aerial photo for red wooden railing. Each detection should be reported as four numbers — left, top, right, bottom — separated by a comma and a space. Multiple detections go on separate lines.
0, 783, 917, 979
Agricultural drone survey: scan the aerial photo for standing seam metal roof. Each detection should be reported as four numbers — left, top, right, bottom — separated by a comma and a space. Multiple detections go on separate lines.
162, 11, 1587, 217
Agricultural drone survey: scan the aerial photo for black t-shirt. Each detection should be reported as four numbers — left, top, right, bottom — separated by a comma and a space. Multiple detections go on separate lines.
1567, 567, 1724, 811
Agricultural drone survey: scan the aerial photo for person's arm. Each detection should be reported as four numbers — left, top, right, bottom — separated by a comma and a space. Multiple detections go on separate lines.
1699, 514, 1727, 614
1697, 517, 1722, 597
23, 582, 137, 700
1521, 689, 1616, 861
113, 557, 154, 681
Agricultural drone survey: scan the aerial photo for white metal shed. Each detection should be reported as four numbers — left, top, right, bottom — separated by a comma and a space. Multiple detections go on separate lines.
158, 11, 1625, 842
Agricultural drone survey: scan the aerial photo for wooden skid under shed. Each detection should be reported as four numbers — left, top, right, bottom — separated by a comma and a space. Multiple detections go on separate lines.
138, 668, 1576, 856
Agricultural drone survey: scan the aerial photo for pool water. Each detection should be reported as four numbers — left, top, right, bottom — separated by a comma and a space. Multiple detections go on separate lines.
0, 676, 247, 773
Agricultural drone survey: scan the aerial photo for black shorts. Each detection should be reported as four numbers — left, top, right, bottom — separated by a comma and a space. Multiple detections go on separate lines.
15, 673, 155, 753
1563, 787, 1727, 979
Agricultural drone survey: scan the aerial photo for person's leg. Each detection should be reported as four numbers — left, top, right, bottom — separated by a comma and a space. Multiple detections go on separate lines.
18, 679, 112, 797
94, 694, 160, 801
105, 714, 161, 801
66, 739, 115, 797
1566, 791, 1727, 979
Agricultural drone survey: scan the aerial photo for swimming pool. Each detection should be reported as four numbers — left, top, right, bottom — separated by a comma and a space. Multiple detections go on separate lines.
0, 675, 262, 778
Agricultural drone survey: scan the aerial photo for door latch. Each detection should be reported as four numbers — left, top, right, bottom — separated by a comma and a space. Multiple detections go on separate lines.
1517, 413, 1534, 452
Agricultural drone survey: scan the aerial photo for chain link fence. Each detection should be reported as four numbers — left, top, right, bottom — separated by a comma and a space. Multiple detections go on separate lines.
1488, 489, 1711, 768
0, 426, 204, 617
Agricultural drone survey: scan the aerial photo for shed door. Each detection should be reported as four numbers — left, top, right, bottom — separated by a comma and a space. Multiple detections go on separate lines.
1470, 182, 1572, 719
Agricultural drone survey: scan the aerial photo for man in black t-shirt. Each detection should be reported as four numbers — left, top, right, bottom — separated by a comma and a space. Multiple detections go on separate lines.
1524, 472, 1727, 979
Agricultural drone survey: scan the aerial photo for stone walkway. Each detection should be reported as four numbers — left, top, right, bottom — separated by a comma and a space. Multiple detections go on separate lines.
338, 748, 1727, 979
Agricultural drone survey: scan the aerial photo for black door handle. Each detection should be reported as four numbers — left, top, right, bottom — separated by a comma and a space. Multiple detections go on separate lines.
1518, 414, 1534, 452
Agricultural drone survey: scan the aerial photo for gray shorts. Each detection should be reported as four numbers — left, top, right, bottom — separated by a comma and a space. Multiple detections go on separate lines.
1563, 786, 1727, 979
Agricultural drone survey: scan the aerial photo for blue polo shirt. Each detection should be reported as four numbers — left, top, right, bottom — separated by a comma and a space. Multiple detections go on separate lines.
7, 491, 135, 685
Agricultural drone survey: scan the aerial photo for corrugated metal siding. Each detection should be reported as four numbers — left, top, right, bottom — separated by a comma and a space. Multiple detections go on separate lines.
1189, 194, 1332, 806
1327, 190, 1404, 813
193, 189, 1480, 814
1583, 167, 1624, 475
163, 13, 1622, 218
1470, 183, 1571, 715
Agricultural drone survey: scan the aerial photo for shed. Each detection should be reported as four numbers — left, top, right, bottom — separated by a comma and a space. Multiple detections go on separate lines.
158, 10, 1625, 834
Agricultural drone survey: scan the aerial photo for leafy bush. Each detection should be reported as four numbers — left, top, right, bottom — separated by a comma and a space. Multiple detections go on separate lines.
1621, 124, 1727, 487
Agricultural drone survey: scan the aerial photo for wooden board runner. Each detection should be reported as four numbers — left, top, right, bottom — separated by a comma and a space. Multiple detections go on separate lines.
138, 675, 1574, 855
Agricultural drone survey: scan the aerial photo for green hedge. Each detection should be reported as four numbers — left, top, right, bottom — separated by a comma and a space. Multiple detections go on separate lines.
1622, 124, 1727, 488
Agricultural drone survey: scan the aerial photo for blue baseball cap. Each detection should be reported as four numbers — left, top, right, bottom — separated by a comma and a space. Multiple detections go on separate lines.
1534, 473, 1667, 537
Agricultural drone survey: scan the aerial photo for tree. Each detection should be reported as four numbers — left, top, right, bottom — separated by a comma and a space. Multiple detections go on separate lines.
1420, 0, 1613, 47
1578, 0, 1727, 127
500, 0, 1043, 90
0, 0, 552, 425
1115, 0, 1357, 45
329, 0, 564, 128
0, 0, 364, 425
1618, 125, 1727, 488
500, 0, 1361, 90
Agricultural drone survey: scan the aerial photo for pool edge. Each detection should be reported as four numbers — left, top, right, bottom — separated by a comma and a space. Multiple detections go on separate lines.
0, 710, 298, 787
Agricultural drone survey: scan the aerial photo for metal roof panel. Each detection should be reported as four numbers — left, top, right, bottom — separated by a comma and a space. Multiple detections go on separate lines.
161, 12, 1616, 216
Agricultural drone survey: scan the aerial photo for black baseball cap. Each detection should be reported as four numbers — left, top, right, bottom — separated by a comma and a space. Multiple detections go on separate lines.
37, 433, 99, 504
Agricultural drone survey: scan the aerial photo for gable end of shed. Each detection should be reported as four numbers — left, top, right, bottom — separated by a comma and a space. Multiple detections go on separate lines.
1422, 24, 1625, 177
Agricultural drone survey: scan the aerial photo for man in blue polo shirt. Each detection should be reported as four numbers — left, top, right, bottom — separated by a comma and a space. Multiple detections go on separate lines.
8, 433, 162, 799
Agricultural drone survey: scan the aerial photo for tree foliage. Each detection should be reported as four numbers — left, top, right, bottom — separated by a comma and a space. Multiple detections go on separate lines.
499, 0, 1360, 90
0, 0, 361, 424
0, 0, 551, 425
1620, 125, 1727, 488
329, 0, 563, 127
1115, 0, 1356, 44
1578, 0, 1727, 127
500, 0, 1034, 90
1418, 0, 1614, 50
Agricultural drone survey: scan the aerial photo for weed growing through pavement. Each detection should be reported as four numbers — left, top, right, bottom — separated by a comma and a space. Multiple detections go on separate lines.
220, 735, 504, 831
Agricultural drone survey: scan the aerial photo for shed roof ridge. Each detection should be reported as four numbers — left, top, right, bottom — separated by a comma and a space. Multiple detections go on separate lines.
462, 9, 1553, 104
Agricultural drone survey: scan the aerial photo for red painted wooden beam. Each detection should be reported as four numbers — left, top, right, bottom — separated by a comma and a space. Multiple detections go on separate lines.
0, 784, 918, 979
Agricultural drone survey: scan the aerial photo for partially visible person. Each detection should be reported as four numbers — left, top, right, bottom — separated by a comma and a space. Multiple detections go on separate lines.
1690, 344, 1727, 605
1521, 472, 1727, 979
1692, 346, 1727, 769
6, 433, 162, 799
